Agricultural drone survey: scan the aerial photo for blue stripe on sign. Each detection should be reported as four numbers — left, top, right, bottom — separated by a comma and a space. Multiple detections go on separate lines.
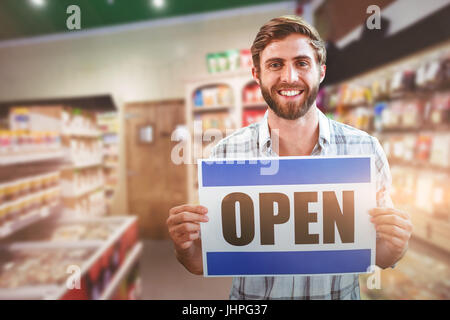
202, 158, 370, 187
206, 249, 371, 275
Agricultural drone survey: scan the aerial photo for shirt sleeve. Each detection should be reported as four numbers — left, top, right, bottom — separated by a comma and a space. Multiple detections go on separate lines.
372, 136, 394, 209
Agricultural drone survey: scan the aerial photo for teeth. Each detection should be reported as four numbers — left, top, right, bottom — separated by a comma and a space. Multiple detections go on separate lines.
280, 90, 301, 96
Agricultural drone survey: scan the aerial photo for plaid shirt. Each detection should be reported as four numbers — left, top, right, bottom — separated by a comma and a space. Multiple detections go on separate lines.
208, 107, 393, 300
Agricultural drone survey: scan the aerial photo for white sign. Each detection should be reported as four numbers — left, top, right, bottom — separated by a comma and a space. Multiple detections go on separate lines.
198, 156, 377, 277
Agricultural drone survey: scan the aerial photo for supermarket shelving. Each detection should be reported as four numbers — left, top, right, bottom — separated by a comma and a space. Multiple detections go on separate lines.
100, 241, 143, 300
185, 67, 267, 204
61, 183, 104, 199
0, 199, 61, 239
0, 150, 66, 166
0, 216, 141, 300
61, 129, 101, 138
192, 105, 233, 114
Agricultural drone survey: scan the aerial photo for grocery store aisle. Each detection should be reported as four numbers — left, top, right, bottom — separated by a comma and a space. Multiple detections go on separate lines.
140, 240, 232, 299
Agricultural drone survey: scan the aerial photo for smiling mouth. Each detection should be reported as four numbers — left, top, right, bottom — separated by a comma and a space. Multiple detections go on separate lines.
277, 89, 304, 97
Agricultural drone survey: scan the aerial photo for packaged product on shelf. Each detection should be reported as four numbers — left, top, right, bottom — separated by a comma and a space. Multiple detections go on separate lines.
0, 204, 6, 225
243, 82, 264, 105
30, 174, 44, 193
226, 49, 240, 71
9, 108, 30, 131
193, 89, 203, 107
373, 102, 387, 132
216, 52, 228, 73
61, 167, 103, 198
414, 172, 435, 214
18, 177, 31, 197
240, 49, 252, 69
390, 68, 416, 95
388, 135, 407, 161
437, 50, 450, 87
2, 203, 13, 224
401, 99, 423, 128
89, 190, 106, 216
402, 70, 416, 92
0, 183, 5, 205
243, 83, 256, 103
431, 173, 449, 221
0, 131, 11, 154
323, 85, 340, 110
382, 101, 403, 129
201, 87, 218, 107
217, 85, 233, 106
391, 166, 416, 205
416, 61, 431, 89
0, 247, 96, 289
400, 135, 416, 162
13, 218, 123, 243
10, 199, 23, 220
200, 112, 230, 132
419, 55, 444, 89
429, 133, 450, 168
414, 133, 433, 162
243, 109, 266, 127
348, 107, 372, 131
4, 180, 20, 202
61, 108, 99, 135
21, 196, 33, 217
371, 76, 390, 101
30, 193, 42, 212
65, 138, 103, 166
428, 92, 450, 126
206, 53, 218, 74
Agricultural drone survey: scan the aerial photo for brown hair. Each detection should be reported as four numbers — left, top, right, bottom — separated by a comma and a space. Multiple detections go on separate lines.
251, 15, 326, 73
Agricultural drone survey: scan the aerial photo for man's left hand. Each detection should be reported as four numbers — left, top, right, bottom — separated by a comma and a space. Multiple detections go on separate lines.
369, 207, 413, 267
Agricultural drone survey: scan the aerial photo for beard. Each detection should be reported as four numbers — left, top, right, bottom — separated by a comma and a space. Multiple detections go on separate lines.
260, 78, 319, 120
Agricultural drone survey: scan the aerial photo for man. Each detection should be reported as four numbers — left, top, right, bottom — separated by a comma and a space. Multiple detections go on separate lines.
167, 15, 413, 299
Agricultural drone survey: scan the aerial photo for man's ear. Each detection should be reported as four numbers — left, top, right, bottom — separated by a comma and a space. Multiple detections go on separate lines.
319, 64, 326, 83
252, 67, 260, 85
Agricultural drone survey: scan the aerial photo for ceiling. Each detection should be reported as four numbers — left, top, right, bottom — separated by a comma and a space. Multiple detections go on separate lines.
0, 0, 287, 42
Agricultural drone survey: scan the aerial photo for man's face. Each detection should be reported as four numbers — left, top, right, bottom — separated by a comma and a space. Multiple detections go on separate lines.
254, 33, 326, 120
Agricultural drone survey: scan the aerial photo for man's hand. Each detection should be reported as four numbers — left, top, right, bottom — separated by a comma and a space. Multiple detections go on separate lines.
369, 207, 413, 269
167, 204, 209, 250
167, 204, 209, 275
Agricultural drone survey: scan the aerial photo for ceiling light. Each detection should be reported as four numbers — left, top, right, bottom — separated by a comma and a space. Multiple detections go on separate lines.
152, 0, 165, 9
30, 0, 46, 7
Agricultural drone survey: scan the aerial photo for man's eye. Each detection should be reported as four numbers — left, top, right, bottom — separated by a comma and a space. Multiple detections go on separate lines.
269, 63, 282, 69
297, 61, 308, 67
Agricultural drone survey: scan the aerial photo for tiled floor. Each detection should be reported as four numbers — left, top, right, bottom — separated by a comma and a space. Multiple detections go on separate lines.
139, 239, 232, 299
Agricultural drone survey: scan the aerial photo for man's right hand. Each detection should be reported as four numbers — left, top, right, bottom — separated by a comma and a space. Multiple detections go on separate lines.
167, 204, 209, 250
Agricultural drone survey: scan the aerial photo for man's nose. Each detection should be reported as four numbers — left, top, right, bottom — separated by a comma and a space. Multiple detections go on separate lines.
280, 64, 299, 83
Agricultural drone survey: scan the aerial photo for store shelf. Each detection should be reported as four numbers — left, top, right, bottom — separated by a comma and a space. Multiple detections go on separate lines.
0, 200, 61, 239
61, 183, 104, 198
103, 149, 118, 157
103, 163, 117, 169
389, 159, 450, 174
61, 128, 101, 138
193, 105, 232, 113
397, 204, 450, 253
62, 158, 103, 170
0, 150, 66, 166
100, 241, 143, 300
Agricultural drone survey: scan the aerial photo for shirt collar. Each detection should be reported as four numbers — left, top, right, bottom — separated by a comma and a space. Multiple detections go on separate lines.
257, 107, 331, 151
258, 110, 271, 151
317, 107, 331, 146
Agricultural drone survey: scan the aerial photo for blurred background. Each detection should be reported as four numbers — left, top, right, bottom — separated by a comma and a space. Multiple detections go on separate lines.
0, 0, 448, 300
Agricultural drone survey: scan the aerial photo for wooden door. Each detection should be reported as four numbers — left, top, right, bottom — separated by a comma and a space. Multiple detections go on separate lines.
125, 100, 186, 239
